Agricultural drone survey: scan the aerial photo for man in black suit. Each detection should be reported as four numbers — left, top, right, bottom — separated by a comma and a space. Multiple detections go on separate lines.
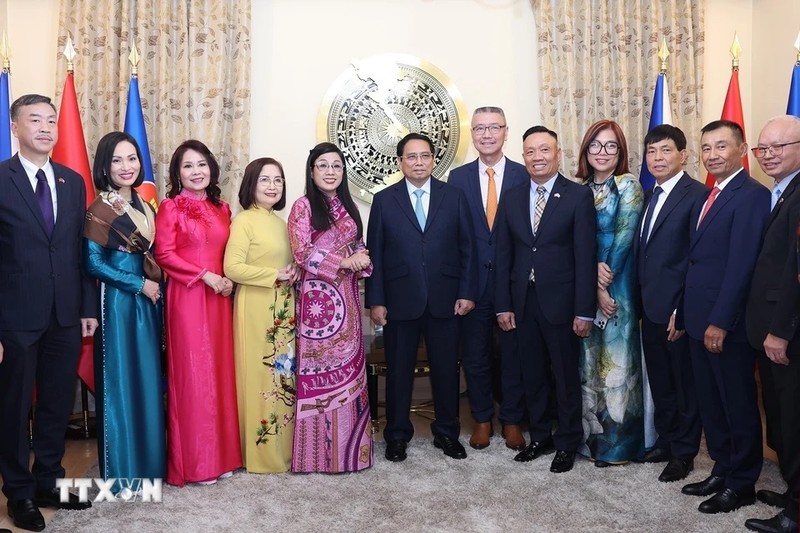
634, 125, 708, 483
365, 132, 477, 462
0, 94, 97, 531
744, 115, 800, 533
494, 126, 597, 473
448, 106, 529, 451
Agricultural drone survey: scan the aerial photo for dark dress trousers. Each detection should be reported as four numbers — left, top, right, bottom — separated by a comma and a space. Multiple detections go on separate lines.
494, 174, 597, 451
448, 158, 528, 424
365, 177, 477, 442
634, 172, 708, 460
745, 171, 800, 513
0, 155, 96, 500
681, 170, 769, 493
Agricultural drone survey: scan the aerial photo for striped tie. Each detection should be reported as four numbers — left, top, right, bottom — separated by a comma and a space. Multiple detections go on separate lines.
533, 185, 546, 235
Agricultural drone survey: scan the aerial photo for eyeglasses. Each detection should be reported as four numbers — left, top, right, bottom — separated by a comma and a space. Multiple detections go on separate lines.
587, 141, 620, 155
472, 124, 506, 135
401, 153, 434, 163
751, 140, 800, 158
314, 161, 345, 173
257, 176, 284, 187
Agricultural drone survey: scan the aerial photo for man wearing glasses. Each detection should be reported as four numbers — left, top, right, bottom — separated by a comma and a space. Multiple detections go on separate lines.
744, 115, 800, 533
448, 107, 529, 451
366, 132, 477, 462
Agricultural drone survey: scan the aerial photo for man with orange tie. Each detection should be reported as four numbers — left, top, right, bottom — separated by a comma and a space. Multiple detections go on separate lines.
679, 120, 769, 514
448, 107, 529, 451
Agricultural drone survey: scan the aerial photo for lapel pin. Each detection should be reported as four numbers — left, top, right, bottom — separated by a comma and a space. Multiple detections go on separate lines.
554, 193, 561, 199
58, 178, 65, 184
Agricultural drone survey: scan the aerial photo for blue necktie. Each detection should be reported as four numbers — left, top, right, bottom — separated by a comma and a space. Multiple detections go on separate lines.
413, 189, 426, 230
772, 186, 782, 211
35, 169, 55, 235
640, 186, 662, 247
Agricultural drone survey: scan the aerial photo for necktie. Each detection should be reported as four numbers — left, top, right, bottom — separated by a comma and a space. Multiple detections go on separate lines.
486, 167, 498, 230
640, 186, 663, 247
533, 185, 546, 235
413, 188, 426, 230
35, 169, 55, 234
771, 186, 782, 211
698, 186, 720, 226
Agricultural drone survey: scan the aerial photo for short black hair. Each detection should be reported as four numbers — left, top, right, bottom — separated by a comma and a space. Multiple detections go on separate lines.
396, 133, 435, 157
644, 124, 687, 151
10, 94, 57, 121
701, 119, 745, 144
522, 126, 558, 143
238, 157, 287, 211
92, 131, 145, 191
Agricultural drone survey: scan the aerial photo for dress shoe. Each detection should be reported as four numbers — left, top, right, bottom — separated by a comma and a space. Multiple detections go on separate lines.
7, 499, 45, 532
385, 440, 407, 462
549, 450, 576, 473
682, 475, 725, 496
659, 458, 694, 482
35, 487, 92, 510
469, 422, 493, 450
502, 424, 526, 451
433, 434, 467, 459
698, 487, 755, 514
514, 437, 555, 462
756, 489, 790, 508
745, 511, 799, 533
636, 447, 670, 463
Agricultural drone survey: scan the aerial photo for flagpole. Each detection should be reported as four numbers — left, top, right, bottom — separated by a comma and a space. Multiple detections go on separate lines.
788, 32, 800, 117
0, 33, 13, 160
126, 41, 158, 207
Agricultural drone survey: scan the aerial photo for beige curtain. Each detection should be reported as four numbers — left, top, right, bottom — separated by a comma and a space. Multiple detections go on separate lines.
55, 0, 251, 206
531, 0, 705, 181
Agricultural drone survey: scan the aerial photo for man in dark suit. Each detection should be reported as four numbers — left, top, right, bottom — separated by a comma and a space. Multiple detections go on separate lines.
448, 106, 529, 451
0, 94, 98, 531
744, 115, 800, 533
679, 120, 769, 514
365, 132, 477, 462
634, 125, 708, 483
494, 126, 596, 473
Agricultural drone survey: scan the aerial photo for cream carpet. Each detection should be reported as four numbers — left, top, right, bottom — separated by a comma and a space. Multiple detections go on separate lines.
48, 437, 784, 533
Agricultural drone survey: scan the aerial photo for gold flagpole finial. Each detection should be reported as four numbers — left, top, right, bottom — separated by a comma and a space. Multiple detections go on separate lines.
1, 33, 11, 72
730, 32, 742, 70
63, 33, 77, 73
794, 31, 800, 64
128, 41, 140, 78
657, 38, 670, 74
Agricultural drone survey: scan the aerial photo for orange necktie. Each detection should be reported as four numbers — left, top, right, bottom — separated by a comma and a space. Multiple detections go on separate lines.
486, 167, 498, 229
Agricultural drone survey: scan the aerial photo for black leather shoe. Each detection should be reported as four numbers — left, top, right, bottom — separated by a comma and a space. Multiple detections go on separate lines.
433, 434, 467, 459
698, 487, 755, 514
7, 499, 45, 532
659, 458, 694, 482
35, 487, 92, 510
513, 437, 555, 462
682, 475, 725, 496
385, 440, 407, 462
756, 489, 790, 509
745, 511, 799, 533
550, 450, 576, 473
636, 447, 671, 463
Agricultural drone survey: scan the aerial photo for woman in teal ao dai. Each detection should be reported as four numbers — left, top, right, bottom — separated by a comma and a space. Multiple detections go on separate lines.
83, 132, 165, 490
576, 120, 645, 466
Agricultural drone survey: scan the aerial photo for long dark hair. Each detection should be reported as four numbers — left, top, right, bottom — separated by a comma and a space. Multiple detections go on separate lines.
305, 142, 363, 239
92, 131, 145, 191
166, 139, 222, 205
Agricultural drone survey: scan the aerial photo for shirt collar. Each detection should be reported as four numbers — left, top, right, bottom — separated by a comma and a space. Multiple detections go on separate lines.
478, 156, 507, 176
713, 168, 743, 191
18, 153, 54, 178
655, 171, 683, 196
774, 169, 800, 191
530, 173, 558, 195
405, 177, 431, 196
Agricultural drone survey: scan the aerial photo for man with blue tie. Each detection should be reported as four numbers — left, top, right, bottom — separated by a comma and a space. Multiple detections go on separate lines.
634, 124, 707, 482
679, 120, 769, 514
744, 115, 800, 533
366, 132, 477, 462
494, 126, 596, 473
448, 107, 529, 451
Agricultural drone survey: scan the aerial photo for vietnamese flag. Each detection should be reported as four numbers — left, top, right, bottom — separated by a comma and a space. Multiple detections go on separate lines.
706, 69, 749, 187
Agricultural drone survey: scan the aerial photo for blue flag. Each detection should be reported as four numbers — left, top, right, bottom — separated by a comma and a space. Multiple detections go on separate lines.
788, 63, 800, 118
0, 71, 11, 161
124, 77, 157, 206
639, 73, 673, 191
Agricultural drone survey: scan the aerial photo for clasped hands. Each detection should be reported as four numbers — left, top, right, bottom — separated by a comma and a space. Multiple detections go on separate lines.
341, 249, 371, 272
277, 263, 301, 285
203, 271, 234, 296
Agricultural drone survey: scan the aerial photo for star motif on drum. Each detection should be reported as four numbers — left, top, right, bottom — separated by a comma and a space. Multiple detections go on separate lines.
300, 281, 345, 339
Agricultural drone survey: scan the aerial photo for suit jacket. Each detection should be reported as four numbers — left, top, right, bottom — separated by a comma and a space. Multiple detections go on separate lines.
746, 172, 800, 355
0, 154, 96, 331
635, 172, 709, 324
364, 177, 477, 320
682, 170, 769, 342
494, 173, 597, 324
448, 157, 528, 302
